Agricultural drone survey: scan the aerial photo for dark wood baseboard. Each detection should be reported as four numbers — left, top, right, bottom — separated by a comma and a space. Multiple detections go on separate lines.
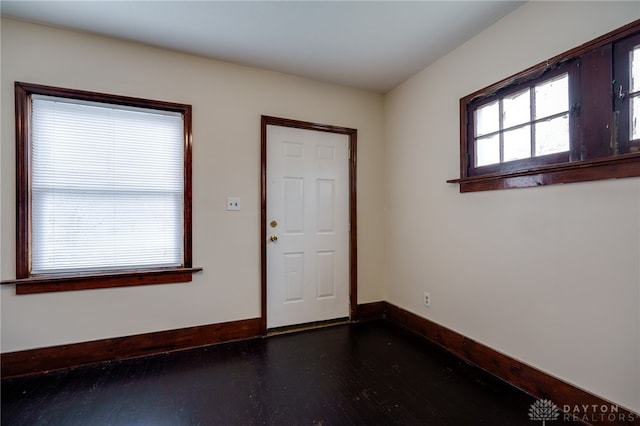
2, 304, 638, 425
355, 301, 385, 321
382, 302, 639, 426
2, 305, 383, 379
1, 317, 261, 379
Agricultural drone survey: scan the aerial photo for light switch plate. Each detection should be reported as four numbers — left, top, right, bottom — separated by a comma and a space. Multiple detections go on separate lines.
227, 197, 241, 211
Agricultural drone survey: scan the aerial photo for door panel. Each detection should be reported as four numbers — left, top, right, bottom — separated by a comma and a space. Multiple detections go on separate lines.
266, 124, 349, 329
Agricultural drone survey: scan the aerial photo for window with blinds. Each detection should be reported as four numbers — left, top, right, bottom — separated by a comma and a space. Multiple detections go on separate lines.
10, 82, 197, 293
30, 95, 184, 274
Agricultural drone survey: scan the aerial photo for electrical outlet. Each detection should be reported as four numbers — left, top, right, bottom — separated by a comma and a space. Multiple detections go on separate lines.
423, 292, 431, 308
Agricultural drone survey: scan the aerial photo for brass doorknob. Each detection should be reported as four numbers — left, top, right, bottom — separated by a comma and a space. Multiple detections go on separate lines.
269, 234, 278, 243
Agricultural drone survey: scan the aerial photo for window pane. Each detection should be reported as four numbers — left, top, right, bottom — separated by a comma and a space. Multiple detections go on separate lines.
503, 126, 531, 162
476, 134, 500, 166
32, 99, 183, 192
503, 89, 530, 128
32, 191, 182, 274
535, 114, 570, 156
632, 95, 640, 141
632, 46, 640, 93
475, 101, 499, 137
535, 73, 569, 119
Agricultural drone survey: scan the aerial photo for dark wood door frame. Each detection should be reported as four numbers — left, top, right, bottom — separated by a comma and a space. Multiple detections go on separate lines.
260, 115, 358, 335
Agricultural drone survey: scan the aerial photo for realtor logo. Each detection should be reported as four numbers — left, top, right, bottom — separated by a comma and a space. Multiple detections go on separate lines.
529, 399, 560, 425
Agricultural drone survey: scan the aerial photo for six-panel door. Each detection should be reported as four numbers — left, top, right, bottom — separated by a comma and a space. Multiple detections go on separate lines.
266, 125, 350, 329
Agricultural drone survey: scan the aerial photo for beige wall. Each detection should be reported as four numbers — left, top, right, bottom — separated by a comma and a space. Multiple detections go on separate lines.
385, 1, 640, 412
0, 18, 386, 351
3, 0, 640, 415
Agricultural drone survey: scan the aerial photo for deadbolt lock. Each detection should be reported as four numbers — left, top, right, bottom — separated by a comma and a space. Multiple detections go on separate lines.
270, 220, 278, 228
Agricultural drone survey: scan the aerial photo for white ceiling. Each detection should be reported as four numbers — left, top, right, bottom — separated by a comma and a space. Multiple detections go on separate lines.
0, 1, 525, 93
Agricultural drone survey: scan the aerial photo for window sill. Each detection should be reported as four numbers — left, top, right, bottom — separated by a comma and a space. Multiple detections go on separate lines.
447, 153, 640, 192
0, 267, 204, 295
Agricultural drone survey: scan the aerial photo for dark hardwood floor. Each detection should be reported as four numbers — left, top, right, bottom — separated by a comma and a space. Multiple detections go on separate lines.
2, 320, 576, 425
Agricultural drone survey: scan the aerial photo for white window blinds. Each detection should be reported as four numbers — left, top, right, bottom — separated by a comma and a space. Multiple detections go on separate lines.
31, 95, 184, 275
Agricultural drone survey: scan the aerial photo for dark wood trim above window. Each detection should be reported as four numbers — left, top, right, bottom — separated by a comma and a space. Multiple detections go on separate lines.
451, 19, 640, 192
2, 82, 201, 294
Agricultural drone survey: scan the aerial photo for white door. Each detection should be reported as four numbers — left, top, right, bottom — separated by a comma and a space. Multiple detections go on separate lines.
266, 124, 350, 329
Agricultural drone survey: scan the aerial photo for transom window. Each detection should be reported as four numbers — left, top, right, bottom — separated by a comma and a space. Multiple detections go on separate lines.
451, 20, 640, 192
631, 46, 640, 141
4, 82, 201, 294
613, 33, 640, 156
474, 73, 569, 167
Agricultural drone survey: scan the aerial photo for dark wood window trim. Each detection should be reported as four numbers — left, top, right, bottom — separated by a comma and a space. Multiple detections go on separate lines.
1, 82, 202, 294
2, 268, 204, 295
449, 19, 640, 192
449, 152, 640, 192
